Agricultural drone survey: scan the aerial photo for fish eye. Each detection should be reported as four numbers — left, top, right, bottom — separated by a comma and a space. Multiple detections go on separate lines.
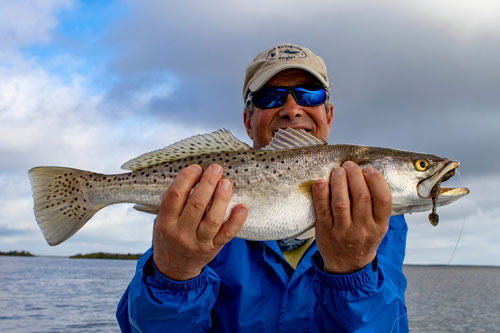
414, 159, 430, 171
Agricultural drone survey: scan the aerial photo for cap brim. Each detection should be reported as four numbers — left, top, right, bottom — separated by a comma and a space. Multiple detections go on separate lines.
248, 64, 329, 92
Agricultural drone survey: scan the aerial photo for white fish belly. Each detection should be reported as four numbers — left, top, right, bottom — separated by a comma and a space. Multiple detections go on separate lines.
229, 189, 315, 240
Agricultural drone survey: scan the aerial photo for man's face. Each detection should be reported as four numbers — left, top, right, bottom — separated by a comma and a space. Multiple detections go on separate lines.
244, 69, 333, 149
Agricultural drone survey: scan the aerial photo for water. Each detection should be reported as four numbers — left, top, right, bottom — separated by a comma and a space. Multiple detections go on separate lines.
403, 265, 500, 332
0, 256, 136, 332
0, 257, 498, 332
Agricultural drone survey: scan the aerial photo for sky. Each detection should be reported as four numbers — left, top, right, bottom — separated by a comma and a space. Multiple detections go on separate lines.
0, 0, 498, 265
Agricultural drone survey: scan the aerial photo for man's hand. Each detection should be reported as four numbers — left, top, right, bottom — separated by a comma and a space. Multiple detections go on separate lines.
153, 164, 248, 281
312, 161, 392, 274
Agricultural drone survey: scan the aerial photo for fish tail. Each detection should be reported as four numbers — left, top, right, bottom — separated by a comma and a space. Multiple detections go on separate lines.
28, 166, 104, 246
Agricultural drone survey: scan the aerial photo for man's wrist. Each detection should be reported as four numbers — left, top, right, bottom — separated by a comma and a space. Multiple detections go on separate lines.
323, 253, 377, 274
153, 254, 202, 281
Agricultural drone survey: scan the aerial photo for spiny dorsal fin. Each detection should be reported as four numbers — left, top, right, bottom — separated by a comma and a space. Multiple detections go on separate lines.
121, 129, 251, 170
262, 128, 327, 150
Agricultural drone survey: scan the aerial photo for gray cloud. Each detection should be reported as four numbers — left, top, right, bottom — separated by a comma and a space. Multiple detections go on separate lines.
91, 1, 500, 180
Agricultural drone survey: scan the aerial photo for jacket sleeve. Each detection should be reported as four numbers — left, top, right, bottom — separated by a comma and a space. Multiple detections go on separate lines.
116, 247, 220, 333
312, 215, 409, 332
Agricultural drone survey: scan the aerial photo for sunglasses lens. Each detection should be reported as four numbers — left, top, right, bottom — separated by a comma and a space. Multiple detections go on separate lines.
251, 85, 327, 109
294, 86, 326, 106
252, 88, 287, 109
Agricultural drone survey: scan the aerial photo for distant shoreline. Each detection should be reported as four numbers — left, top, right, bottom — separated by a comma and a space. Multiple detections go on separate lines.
70, 252, 143, 260
403, 264, 500, 268
0, 250, 142, 260
0, 250, 34, 257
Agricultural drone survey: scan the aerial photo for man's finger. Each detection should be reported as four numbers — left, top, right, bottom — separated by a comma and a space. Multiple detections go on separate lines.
179, 164, 223, 234
312, 179, 333, 231
363, 167, 392, 225
329, 166, 351, 231
197, 179, 232, 242
213, 204, 248, 248
159, 164, 203, 223
343, 161, 372, 226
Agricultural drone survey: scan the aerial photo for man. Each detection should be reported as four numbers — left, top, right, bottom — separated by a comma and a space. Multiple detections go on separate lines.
117, 43, 408, 332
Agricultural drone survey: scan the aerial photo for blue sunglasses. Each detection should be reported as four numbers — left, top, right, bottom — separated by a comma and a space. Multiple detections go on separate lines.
247, 84, 329, 109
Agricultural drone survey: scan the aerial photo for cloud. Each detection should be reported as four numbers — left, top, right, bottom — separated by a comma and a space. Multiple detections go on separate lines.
0, 0, 74, 54
409, 0, 500, 38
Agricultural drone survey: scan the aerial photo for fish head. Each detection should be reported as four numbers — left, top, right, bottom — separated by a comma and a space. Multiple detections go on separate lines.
358, 148, 469, 215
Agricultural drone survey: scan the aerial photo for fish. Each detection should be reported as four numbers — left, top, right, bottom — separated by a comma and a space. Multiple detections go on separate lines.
28, 128, 469, 246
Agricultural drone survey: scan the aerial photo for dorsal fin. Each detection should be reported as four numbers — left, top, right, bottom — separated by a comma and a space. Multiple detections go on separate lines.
262, 128, 327, 150
121, 129, 251, 170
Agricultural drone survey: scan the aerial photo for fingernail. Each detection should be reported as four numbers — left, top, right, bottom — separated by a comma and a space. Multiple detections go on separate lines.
238, 204, 248, 216
314, 180, 326, 189
333, 167, 344, 175
343, 161, 355, 168
220, 179, 231, 191
211, 164, 223, 175
190, 165, 202, 173
363, 167, 376, 175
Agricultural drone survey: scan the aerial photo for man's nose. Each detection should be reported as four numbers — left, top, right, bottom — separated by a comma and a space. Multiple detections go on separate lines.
278, 94, 303, 120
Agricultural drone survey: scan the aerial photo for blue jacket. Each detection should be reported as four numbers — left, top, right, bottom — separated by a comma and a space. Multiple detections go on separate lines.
117, 215, 408, 332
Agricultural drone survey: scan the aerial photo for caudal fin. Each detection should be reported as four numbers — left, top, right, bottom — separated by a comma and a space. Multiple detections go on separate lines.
28, 167, 104, 246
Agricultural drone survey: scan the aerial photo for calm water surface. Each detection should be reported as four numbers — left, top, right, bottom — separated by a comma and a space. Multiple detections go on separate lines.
0, 256, 135, 332
1, 256, 499, 332
403, 265, 499, 332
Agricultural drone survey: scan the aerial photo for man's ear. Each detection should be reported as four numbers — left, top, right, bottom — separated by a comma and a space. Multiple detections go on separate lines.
243, 108, 254, 140
326, 102, 333, 130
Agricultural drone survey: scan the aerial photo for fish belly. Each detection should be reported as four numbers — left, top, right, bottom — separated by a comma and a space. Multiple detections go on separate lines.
230, 187, 315, 240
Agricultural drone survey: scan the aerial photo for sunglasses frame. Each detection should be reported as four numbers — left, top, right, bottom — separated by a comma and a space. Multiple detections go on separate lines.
246, 84, 330, 110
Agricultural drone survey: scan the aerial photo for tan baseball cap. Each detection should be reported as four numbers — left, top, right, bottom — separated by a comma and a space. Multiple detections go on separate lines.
243, 43, 330, 100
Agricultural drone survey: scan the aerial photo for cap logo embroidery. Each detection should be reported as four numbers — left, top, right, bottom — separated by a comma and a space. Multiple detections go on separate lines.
266, 45, 307, 61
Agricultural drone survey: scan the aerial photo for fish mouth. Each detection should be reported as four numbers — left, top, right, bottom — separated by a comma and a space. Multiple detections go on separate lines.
417, 161, 466, 198
437, 187, 470, 202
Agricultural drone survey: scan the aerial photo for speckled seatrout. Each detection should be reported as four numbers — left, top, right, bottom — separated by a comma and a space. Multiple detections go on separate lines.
29, 128, 469, 246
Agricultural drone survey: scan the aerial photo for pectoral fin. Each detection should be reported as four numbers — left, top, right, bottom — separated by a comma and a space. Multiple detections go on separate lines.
133, 204, 159, 215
